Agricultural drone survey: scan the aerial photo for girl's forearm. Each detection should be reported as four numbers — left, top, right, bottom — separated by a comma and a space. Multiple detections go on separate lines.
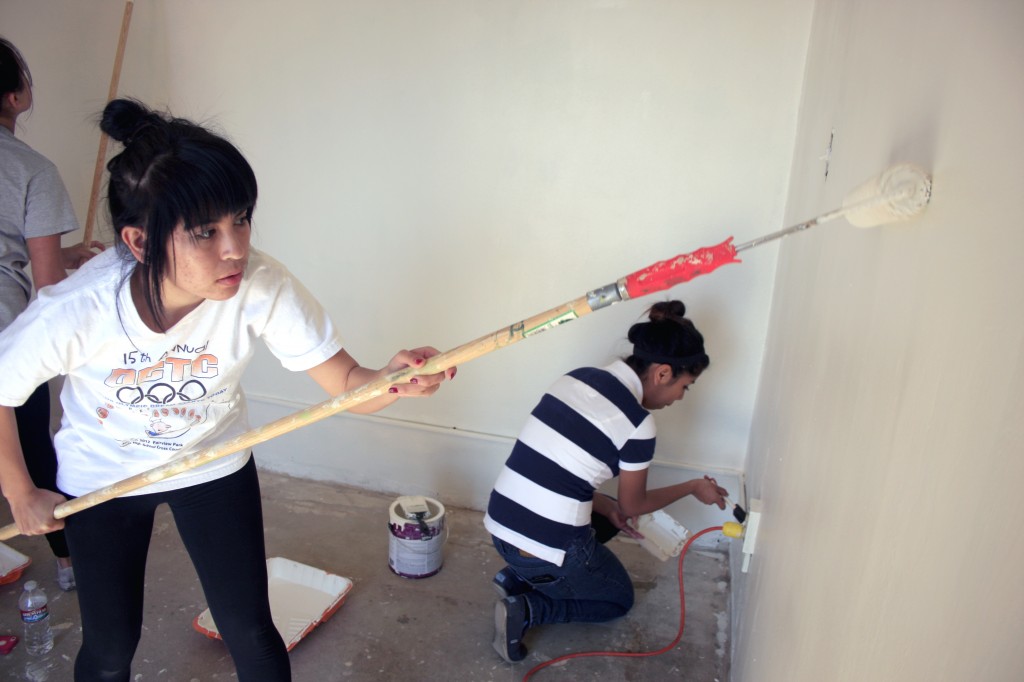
621, 479, 701, 517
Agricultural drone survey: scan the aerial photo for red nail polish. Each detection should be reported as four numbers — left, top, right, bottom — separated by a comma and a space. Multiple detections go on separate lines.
415, 358, 424, 365
410, 378, 418, 384
388, 387, 398, 394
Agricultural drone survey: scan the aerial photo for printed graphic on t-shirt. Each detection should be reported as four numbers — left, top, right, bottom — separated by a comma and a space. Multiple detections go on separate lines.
94, 342, 231, 451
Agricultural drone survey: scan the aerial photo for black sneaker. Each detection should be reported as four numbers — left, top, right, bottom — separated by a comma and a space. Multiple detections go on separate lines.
492, 596, 529, 663
493, 567, 531, 598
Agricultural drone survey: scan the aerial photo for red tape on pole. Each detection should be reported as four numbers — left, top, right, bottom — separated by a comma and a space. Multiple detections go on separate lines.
623, 237, 741, 298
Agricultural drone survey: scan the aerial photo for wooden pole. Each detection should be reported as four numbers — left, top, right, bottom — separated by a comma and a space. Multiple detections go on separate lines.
0, 296, 593, 540
81, 0, 134, 245
0, 238, 740, 541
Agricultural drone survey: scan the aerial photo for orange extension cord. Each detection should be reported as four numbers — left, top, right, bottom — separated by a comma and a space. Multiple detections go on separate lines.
521, 525, 724, 681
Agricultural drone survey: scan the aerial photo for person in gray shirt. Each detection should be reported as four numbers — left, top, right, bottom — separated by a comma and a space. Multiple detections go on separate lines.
1, 35, 103, 591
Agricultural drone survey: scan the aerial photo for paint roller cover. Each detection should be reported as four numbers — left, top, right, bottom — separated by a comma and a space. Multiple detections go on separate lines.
623, 238, 741, 298
842, 163, 932, 228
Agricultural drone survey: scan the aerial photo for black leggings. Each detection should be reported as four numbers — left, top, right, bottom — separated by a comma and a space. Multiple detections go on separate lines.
63, 456, 289, 682
15, 382, 69, 558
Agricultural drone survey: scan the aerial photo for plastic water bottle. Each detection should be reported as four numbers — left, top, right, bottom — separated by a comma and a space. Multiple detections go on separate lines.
18, 580, 54, 655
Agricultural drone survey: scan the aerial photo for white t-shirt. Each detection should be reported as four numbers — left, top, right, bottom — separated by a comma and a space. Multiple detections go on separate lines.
0, 247, 343, 496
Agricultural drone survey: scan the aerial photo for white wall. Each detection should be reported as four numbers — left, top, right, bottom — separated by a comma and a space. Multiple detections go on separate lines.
9, 1, 1023, 676
2, 1, 813, 527
2, 0, 155, 241
733, 1, 1024, 680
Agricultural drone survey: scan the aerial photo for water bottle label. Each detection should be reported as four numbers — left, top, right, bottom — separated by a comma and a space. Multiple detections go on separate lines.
20, 606, 49, 623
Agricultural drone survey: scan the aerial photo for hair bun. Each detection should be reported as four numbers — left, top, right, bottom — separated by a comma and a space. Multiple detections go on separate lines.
100, 98, 160, 144
648, 300, 687, 323
627, 300, 690, 344
625, 299, 709, 377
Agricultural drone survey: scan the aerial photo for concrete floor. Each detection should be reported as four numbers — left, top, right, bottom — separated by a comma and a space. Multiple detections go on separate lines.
0, 467, 731, 681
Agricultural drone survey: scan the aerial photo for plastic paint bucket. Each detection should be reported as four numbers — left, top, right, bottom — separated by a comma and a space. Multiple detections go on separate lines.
387, 496, 447, 579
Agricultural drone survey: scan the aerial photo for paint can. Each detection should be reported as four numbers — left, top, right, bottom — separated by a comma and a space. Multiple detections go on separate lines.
387, 496, 447, 579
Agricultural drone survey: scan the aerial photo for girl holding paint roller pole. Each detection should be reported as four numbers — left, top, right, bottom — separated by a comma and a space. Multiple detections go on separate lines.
0, 98, 454, 681
484, 300, 728, 663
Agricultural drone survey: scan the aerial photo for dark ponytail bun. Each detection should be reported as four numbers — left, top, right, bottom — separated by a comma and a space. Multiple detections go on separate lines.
625, 300, 709, 378
635, 300, 687, 333
1, 37, 31, 99
100, 98, 162, 144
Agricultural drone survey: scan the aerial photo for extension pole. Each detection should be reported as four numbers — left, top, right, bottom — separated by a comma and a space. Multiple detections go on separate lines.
0, 163, 931, 540
0, 240, 740, 541
81, 0, 134, 245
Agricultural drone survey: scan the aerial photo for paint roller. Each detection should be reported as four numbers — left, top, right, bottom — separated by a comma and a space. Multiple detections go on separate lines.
0, 163, 932, 541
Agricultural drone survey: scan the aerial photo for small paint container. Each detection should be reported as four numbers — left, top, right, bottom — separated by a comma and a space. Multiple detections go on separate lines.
387, 496, 447, 579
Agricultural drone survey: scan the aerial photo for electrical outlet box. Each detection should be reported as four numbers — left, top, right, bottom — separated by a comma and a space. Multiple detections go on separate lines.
741, 499, 762, 573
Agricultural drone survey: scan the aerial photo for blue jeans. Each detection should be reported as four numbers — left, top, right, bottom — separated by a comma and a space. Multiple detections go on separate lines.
492, 531, 634, 626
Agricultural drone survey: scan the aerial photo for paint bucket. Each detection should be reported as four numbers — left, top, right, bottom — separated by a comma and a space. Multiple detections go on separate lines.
387, 495, 447, 579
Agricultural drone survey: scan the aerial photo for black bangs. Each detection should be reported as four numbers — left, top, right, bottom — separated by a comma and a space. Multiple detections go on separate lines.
164, 137, 258, 232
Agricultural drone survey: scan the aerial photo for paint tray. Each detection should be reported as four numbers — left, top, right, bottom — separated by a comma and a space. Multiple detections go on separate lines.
193, 557, 352, 651
0, 542, 32, 586
621, 510, 690, 562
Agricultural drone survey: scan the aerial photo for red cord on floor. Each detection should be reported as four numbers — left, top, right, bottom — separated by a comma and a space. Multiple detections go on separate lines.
521, 525, 724, 681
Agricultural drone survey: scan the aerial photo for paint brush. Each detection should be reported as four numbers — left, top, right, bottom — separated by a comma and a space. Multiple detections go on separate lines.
725, 497, 747, 523
704, 475, 747, 524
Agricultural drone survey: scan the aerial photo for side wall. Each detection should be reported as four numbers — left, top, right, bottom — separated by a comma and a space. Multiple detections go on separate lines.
733, 2, 1024, 680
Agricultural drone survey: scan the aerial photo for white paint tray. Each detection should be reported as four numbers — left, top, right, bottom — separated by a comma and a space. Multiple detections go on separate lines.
193, 557, 352, 651
0, 542, 32, 586
619, 510, 690, 562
